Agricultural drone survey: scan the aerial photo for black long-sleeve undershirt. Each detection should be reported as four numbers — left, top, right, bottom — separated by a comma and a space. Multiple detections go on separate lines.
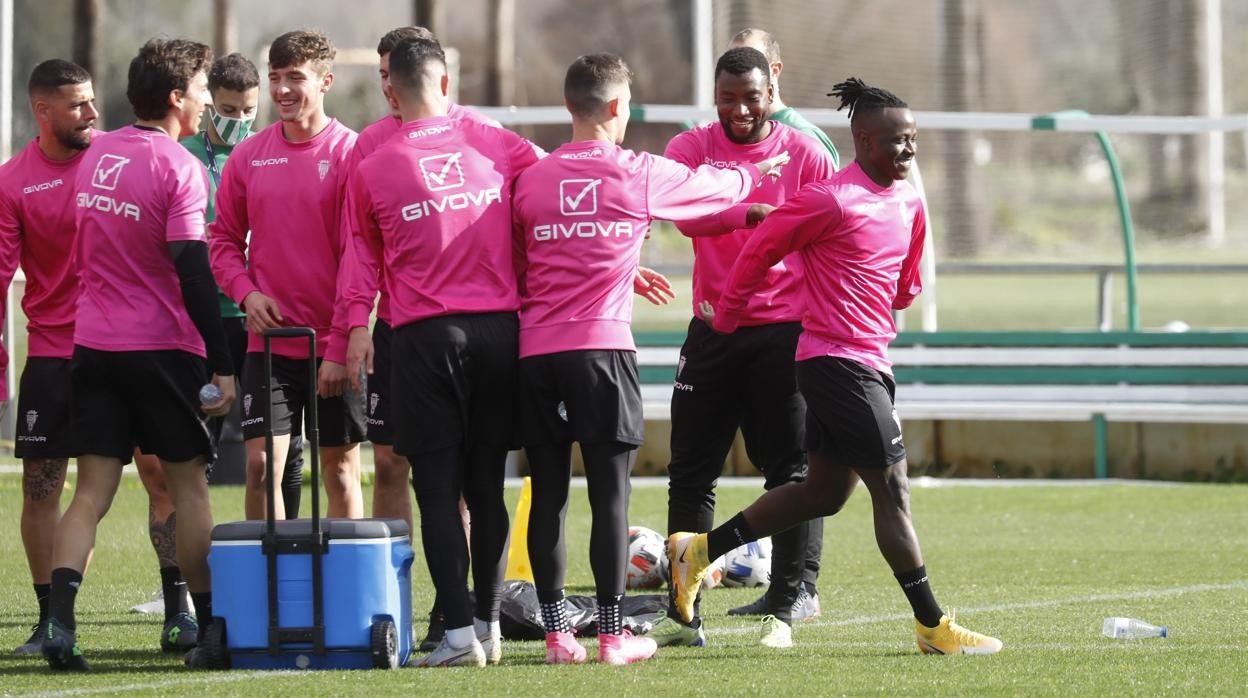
169, 240, 232, 377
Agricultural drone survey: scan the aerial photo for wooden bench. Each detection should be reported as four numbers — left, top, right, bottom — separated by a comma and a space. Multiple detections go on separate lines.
634, 330, 1248, 477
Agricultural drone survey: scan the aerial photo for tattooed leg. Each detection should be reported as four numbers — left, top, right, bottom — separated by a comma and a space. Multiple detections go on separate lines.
135, 451, 176, 563
150, 509, 178, 569
21, 458, 68, 584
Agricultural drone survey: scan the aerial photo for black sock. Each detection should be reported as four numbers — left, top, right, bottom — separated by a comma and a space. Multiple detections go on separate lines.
707, 512, 756, 561
597, 594, 623, 636
49, 568, 83, 630
537, 589, 570, 634
896, 565, 943, 628
160, 567, 189, 621
191, 592, 214, 630
34, 583, 51, 624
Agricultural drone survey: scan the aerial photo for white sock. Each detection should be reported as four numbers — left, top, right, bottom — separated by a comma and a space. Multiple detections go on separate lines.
474, 618, 501, 638
446, 625, 476, 648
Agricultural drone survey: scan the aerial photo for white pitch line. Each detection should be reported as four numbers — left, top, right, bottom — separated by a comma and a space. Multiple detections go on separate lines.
704, 580, 1248, 638
17, 581, 1247, 695
22, 670, 277, 698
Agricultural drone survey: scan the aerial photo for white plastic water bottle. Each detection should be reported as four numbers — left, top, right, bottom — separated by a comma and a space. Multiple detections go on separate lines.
199, 383, 223, 406
1102, 617, 1168, 639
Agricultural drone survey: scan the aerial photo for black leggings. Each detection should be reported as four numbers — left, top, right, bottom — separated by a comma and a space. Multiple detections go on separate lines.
410, 443, 510, 629
527, 441, 636, 604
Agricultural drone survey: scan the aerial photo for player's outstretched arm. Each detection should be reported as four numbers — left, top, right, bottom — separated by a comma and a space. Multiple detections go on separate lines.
634, 266, 676, 306
754, 150, 791, 178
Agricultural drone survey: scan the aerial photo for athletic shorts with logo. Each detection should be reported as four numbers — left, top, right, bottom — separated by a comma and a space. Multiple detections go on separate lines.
239, 352, 366, 446
15, 357, 74, 459
391, 312, 519, 457
70, 346, 215, 465
519, 349, 644, 447
670, 318, 806, 480
797, 356, 906, 468
365, 319, 394, 445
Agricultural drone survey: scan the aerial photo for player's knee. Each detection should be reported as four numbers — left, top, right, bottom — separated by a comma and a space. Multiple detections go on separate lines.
245, 451, 270, 484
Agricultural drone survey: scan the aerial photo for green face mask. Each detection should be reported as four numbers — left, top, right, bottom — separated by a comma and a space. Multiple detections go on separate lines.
208, 106, 254, 146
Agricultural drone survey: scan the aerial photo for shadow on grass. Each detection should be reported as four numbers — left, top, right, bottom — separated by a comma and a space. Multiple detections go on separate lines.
0, 648, 191, 676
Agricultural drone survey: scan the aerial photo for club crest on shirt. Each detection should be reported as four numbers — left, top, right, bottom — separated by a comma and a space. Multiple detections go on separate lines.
243, 394, 252, 416
317, 159, 330, 182
676, 355, 686, 378
369, 392, 380, 415
25, 410, 37, 432
90, 154, 130, 191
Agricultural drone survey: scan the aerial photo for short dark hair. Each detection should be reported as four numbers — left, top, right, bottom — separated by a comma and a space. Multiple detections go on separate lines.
28, 59, 92, 98
377, 26, 438, 56
827, 77, 908, 123
564, 53, 632, 119
387, 36, 446, 101
126, 38, 212, 121
714, 47, 771, 84
208, 53, 259, 94
730, 28, 781, 63
269, 29, 334, 74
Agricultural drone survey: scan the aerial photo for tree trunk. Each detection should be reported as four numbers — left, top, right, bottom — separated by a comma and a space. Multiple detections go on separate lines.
486, 0, 514, 106
1178, 0, 1210, 234
213, 0, 237, 56
413, 0, 445, 37
72, 0, 102, 126
940, 0, 986, 257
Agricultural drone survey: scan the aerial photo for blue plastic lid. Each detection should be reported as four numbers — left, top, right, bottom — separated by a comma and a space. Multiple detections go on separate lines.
1159, 626, 1168, 638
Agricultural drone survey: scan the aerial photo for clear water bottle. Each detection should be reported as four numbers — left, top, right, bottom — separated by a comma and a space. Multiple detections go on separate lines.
1102, 617, 1168, 639
199, 383, 223, 406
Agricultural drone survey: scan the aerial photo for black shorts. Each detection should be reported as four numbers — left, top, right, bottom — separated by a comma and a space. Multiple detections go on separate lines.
239, 352, 366, 447
391, 312, 519, 456
70, 346, 214, 465
15, 357, 75, 459
519, 349, 644, 447
366, 319, 394, 445
797, 356, 906, 468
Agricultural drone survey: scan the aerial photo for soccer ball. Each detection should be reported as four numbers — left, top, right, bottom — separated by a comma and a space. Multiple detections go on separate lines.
721, 538, 772, 588
702, 554, 726, 590
626, 526, 666, 589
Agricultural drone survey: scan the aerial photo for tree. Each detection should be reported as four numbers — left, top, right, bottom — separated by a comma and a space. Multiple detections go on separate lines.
72, 0, 101, 124
941, 0, 987, 257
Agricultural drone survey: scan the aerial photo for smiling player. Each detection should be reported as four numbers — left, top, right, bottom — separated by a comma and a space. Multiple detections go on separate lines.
668, 78, 1002, 656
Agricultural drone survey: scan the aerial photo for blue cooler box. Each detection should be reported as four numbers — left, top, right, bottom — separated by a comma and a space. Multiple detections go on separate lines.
208, 518, 413, 670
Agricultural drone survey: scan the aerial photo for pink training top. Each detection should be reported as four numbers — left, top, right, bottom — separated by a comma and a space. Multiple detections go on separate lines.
73, 125, 210, 355
344, 105, 503, 325
713, 161, 926, 374
665, 121, 837, 326
512, 139, 761, 358
344, 115, 542, 330
0, 133, 104, 366
210, 119, 357, 360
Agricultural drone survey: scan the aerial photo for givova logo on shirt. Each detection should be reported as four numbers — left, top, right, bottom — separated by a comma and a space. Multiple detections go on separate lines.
420, 152, 466, 191
559, 178, 601, 216
403, 152, 501, 221
91, 154, 129, 190
77, 153, 140, 221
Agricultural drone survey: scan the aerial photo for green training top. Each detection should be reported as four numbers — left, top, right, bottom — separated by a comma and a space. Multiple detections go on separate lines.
180, 132, 245, 319
771, 106, 840, 169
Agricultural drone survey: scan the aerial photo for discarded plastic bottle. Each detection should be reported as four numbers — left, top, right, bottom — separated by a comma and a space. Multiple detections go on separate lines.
199, 383, 223, 406
1102, 617, 1168, 639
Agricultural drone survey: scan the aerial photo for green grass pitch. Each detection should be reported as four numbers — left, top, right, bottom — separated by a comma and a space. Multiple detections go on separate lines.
1, 476, 1245, 695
